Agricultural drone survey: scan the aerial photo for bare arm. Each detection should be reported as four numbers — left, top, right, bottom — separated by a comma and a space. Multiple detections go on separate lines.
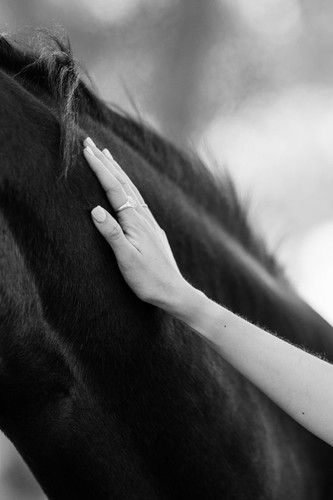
168, 283, 333, 446
83, 137, 333, 447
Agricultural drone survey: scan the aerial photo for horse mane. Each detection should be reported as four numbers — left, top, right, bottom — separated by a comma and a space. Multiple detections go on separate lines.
0, 29, 281, 279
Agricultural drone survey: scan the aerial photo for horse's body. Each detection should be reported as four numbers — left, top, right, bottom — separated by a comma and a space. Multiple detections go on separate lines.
0, 35, 332, 499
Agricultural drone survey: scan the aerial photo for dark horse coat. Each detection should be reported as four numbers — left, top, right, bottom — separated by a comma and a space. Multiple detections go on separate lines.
0, 34, 332, 499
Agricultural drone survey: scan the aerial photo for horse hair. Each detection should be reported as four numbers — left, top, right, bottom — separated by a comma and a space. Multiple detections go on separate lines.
0, 29, 280, 278
1, 29, 333, 499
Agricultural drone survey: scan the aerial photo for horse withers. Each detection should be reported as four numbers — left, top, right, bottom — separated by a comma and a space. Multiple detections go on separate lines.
0, 34, 332, 499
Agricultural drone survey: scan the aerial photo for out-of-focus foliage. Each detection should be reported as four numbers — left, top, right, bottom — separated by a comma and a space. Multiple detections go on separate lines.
0, 0, 333, 497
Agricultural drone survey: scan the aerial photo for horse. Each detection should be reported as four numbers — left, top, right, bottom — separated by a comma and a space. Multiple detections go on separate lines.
0, 32, 332, 499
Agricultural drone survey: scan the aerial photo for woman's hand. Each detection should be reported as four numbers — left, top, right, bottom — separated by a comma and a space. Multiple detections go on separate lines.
83, 137, 189, 310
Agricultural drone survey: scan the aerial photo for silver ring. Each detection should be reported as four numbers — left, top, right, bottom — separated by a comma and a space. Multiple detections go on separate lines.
116, 195, 137, 213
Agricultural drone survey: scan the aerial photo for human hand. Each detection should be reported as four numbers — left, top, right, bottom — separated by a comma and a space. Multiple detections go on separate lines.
83, 137, 189, 311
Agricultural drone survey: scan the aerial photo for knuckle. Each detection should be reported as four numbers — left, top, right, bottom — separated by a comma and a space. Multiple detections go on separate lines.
118, 208, 137, 224
105, 222, 122, 240
136, 212, 148, 225
138, 215, 152, 232
117, 176, 127, 187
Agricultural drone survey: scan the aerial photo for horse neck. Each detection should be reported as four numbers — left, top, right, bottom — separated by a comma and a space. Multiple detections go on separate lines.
0, 69, 332, 499
0, 211, 164, 498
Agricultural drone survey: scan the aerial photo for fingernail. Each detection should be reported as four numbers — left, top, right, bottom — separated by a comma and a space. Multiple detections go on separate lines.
103, 148, 112, 160
91, 205, 106, 223
84, 146, 94, 156
85, 137, 95, 147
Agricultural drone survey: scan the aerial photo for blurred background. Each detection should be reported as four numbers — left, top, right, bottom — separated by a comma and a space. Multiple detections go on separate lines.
0, 0, 333, 497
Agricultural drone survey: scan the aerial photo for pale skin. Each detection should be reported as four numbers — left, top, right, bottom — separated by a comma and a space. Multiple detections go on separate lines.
83, 136, 333, 447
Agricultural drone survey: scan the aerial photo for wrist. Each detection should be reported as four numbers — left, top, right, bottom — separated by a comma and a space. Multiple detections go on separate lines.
162, 281, 227, 343
162, 280, 207, 324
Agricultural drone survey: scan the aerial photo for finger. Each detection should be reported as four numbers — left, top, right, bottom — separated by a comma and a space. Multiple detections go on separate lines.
83, 137, 157, 225
91, 205, 133, 257
103, 147, 162, 229
102, 148, 159, 227
84, 146, 134, 214
84, 138, 140, 203
83, 138, 140, 201
102, 147, 161, 227
102, 148, 145, 205
84, 138, 157, 227
84, 136, 144, 205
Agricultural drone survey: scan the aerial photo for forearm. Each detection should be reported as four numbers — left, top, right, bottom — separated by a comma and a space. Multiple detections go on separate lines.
86, 137, 333, 446
167, 282, 333, 446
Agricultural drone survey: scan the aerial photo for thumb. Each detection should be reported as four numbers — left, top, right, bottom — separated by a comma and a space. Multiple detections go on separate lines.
91, 205, 131, 256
